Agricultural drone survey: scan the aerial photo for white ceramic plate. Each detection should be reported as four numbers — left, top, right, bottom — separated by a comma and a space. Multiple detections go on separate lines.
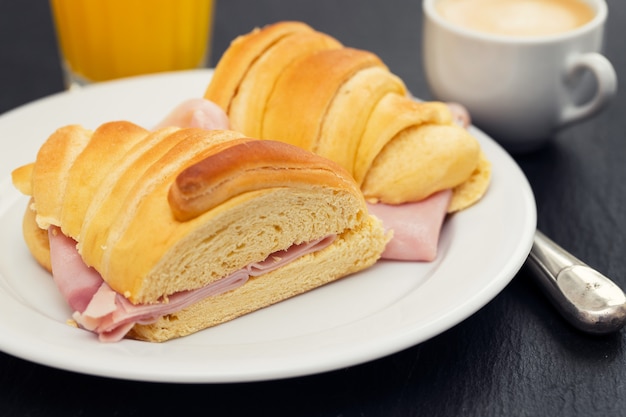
0, 70, 536, 383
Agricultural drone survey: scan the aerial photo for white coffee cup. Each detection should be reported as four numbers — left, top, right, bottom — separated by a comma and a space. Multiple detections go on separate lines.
422, 0, 617, 153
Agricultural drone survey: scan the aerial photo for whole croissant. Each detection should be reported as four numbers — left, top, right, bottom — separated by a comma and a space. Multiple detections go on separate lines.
204, 21, 491, 212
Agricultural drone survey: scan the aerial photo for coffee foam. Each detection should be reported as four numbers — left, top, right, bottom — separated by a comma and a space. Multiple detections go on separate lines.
436, 0, 595, 37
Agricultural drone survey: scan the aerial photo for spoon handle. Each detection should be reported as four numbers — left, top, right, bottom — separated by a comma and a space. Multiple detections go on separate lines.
526, 230, 626, 334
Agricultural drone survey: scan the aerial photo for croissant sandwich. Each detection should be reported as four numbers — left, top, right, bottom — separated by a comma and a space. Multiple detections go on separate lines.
11, 121, 389, 342
203, 21, 492, 261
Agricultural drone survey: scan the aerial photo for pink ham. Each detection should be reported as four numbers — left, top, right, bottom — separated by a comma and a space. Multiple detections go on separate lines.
47, 227, 335, 342
367, 189, 452, 262
48, 227, 103, 313
153, 98, 230, 131
446, 102, 472, 129
73, 271, 250, 342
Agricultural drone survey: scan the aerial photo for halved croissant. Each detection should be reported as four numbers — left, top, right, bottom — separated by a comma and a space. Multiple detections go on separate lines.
12, 122, 388, 341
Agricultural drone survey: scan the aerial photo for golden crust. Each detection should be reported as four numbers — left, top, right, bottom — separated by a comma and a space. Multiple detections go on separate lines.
361, 124, 482, 204
31, 125, 92, 229
21, 198, 51, 272
169, 139, 360, 221
11, 163, 33, 195
263, 48, 385, 153
204, 21, 314, 112
317, 66, 407, 175
228, 30, 342, 136
60, 121, 149, 241
354, 98, 453, 186
448, 151, 492, 212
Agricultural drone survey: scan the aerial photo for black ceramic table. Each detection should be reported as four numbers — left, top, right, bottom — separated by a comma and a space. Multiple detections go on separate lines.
1, 1, 625, 416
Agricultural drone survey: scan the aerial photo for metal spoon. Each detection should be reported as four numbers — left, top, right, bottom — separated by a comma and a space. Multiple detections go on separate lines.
526, 230, 626, 334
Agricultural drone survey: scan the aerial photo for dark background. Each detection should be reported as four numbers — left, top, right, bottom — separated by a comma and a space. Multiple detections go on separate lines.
1, 1, 625, 416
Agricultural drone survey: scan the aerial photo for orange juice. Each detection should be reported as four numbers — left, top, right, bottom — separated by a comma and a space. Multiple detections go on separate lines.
50, 0, 214, 86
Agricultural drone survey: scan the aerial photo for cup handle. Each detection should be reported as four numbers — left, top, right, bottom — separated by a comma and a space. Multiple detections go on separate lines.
559, 52, 617, 126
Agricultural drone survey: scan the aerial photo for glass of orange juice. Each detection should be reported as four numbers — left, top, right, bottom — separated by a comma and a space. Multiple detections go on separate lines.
50, 0, 214, 89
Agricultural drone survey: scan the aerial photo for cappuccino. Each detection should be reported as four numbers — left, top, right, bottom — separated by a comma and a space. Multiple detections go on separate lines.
436, 0, 595, 37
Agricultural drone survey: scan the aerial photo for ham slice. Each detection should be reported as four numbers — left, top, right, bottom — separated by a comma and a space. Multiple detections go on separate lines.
153, 98, 230, 131
367, 189, 452, 261
47, 225, 335, 342
72, 271, 249, 342
48, 227, 103, 313
446, 102, 472, 129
